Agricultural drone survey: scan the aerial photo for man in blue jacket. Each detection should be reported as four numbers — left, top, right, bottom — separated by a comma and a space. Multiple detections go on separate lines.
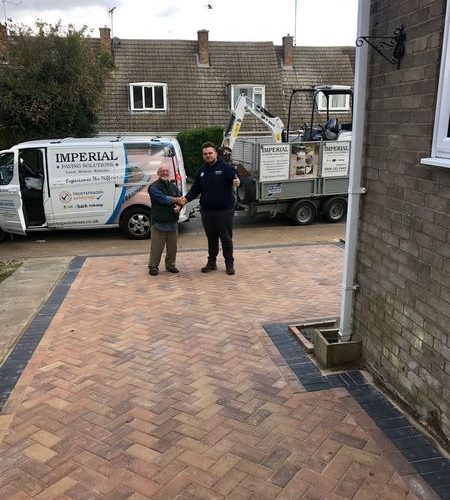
148, 165, 181, 276
178, 142, 240, 275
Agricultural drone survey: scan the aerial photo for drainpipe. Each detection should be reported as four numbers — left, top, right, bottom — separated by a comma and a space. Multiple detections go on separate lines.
338, 0, 370, 342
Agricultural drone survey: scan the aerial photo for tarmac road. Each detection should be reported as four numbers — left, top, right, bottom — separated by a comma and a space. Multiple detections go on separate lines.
0, 206, 346, 260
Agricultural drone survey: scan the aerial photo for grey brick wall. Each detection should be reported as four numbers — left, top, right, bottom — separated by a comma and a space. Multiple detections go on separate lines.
354, 0, 450, 443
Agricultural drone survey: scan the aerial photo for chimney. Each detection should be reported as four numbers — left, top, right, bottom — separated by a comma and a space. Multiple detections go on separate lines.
0, 23, 8, 62
99, 27, 112, 56
197, 29, 209, 67
282, 34, 293, 68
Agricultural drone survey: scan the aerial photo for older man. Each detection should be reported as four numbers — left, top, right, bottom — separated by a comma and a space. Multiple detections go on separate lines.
148, 165, 181, 276
177, 142, 240, 275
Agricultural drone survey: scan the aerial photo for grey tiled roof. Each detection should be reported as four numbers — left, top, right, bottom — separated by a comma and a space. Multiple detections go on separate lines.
278, 46, 355, 130
97, 38, 355, 135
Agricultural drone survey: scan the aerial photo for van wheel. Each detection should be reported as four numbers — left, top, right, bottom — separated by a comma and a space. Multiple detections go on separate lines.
237, 178, 256, 205
0, 228, 6, 243
290, 201, 315, 225
120, 207, 151, 239
323, 197, 347, 223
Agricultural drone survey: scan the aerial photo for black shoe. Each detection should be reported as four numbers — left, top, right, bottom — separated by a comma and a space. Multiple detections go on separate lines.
226, 266, 235, 275
166, 267, 179, 273
201, 263, 217, 273
149, 267, 159, 276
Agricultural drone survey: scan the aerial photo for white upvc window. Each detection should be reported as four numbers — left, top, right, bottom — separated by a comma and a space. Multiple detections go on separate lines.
230, 85, 265, 110
421, 0, 450, 168
317, 92, 350, 112
129, 82, 167, 111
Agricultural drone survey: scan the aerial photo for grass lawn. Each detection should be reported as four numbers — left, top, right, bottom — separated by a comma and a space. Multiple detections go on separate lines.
0, 260, 22, 284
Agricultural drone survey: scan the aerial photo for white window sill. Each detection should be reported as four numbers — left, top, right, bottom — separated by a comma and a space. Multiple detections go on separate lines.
317, 110, 350, 113
130, 109, 167, 113
420, 157, 450, 168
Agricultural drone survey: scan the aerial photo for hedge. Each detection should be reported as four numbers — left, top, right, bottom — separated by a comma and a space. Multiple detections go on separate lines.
177, 126, 224, 178
0, 126, 22, 150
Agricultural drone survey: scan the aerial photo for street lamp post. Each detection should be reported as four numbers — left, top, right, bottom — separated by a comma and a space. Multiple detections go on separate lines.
294, 0, 298, 45
1, 0, 21, 25
108, 6, 116, 38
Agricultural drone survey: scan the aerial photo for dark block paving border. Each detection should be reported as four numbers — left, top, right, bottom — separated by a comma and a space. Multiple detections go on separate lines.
0, 256, 86, 411
264, 322, 450, 500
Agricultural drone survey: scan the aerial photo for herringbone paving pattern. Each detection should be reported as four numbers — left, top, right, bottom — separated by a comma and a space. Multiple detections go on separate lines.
0, 245, 438, 498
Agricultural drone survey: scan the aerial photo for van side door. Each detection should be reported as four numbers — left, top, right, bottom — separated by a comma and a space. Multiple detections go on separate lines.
18, 148, 47, 227
47, 144, 124, 228
0, 150, 26, 235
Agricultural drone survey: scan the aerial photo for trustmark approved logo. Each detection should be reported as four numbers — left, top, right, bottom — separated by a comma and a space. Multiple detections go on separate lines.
59, 191, 72, 204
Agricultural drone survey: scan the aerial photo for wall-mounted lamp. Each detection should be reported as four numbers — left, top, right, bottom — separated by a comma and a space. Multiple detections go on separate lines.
356, 24, 406, 69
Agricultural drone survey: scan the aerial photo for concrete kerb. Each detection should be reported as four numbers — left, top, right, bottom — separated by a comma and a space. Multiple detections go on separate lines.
0, 256, 72, 365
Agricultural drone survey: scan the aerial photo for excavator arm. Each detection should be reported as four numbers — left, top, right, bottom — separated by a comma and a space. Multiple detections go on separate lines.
221, 95, 284, 161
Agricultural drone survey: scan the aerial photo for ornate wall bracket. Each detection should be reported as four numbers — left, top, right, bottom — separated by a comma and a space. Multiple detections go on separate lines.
356, 24, 406, 69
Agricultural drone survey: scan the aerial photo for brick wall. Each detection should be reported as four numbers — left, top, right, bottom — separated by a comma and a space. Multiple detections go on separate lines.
354, 0, 450, 443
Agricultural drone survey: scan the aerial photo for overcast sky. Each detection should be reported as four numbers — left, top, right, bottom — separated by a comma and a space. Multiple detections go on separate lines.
3, 0, 358, 46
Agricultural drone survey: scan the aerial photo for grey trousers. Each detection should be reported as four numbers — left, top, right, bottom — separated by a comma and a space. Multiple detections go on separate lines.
148, 226, 178, 269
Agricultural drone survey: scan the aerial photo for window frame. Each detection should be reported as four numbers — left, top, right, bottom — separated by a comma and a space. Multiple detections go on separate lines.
129, 82, 167, 112
230, 85, 265, 110
317, 92, 351, 113
421, 0, 450, 168
0, 151, 14, 186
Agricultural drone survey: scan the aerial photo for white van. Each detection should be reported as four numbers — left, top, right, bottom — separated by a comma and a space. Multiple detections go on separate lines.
0, 136, 190, 241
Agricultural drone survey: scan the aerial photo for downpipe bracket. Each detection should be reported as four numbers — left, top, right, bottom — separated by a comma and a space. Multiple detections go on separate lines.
343, 283, 360, 292
349, 187, 367, 195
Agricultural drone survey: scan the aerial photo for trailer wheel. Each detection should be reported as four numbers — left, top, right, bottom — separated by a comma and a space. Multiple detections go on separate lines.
120, 207, 151, 239
323, 197, 347, 223
0, 228, 6, 243
290, 201, 316, 225
237, 178, 256, 205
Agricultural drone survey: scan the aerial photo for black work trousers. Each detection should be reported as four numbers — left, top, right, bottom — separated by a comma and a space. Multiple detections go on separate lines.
201, 208, 234, 266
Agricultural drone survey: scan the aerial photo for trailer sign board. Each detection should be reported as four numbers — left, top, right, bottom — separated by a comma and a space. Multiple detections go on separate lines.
322, 141, 350, 177
259, 144, 290, 182
267, 183, 282, 196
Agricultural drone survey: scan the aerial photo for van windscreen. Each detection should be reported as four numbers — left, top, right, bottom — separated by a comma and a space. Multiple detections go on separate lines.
124, 143, 177, 183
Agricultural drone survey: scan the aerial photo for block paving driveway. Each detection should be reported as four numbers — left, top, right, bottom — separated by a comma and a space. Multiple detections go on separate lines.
0, 244, 440, 498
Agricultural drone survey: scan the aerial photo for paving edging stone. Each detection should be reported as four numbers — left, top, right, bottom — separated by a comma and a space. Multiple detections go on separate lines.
0, 256, 84, 410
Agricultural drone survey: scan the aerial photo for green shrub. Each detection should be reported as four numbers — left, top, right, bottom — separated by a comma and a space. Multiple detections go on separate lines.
0, 126, 21, 151
177, 127, 224, 178
0, 21, 113, 148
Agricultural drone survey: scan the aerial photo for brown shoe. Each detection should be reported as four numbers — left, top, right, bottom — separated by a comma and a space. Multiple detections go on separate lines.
201, 263, 217, 273
149, 267, 159, 276
166, 267, 179, 273
226, 266, 235, 275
